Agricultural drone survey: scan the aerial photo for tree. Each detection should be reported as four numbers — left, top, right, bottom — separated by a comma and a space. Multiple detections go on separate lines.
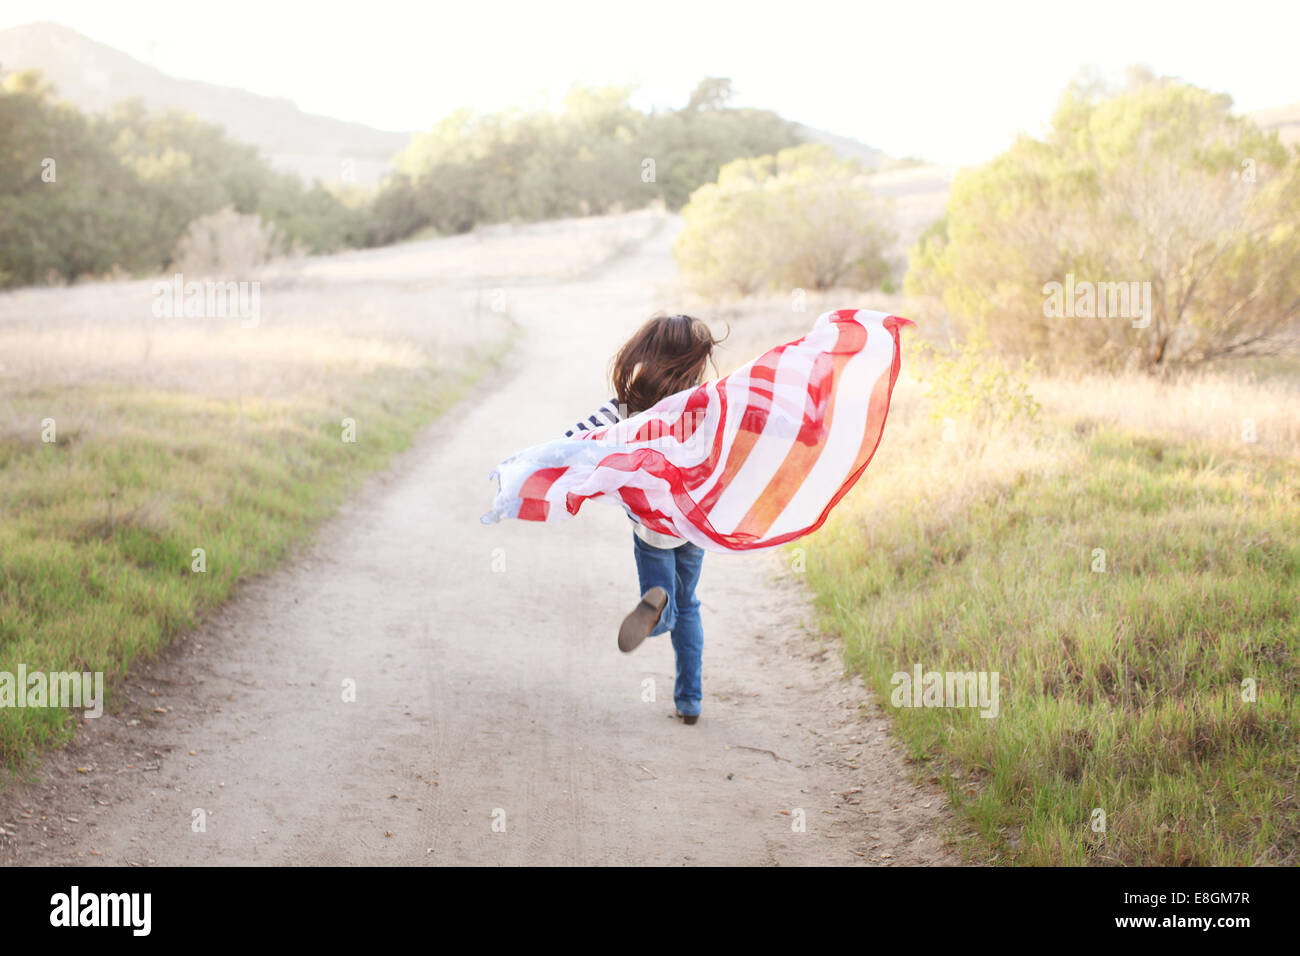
906, 73, 1300, 371
0, 69, 360, 287
377, 80, 802, 241
686, 77, 733, 112
674, 144, 894, 297
0, 70, 154, 284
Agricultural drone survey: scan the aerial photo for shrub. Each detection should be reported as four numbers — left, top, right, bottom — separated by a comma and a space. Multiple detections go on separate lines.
170, 207, 285, 276
674, 144, 894, 297
906, 71, 1300, 372
914, 328, 1041, 455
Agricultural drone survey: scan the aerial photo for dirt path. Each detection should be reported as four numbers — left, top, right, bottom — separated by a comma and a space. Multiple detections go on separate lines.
0, 221, 955, 866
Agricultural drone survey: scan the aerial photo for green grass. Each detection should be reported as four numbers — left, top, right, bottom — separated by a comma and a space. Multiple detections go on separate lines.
0, 354, 501, 767
804, 427, 1299, 865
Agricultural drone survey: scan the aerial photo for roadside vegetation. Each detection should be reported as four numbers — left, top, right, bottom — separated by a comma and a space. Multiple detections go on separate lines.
805, 354, 1299, 865
0, 311, 512, 765
681, 68, 1298, 865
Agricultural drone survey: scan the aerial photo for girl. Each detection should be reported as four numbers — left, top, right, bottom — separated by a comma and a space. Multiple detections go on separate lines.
563, 313, 723, 725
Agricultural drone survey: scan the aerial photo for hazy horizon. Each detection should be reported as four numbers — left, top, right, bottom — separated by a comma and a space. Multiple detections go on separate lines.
2, 0, 1298, 167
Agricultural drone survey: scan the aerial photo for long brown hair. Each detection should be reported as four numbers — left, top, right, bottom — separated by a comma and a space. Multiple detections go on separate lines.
609, 313, 724, 415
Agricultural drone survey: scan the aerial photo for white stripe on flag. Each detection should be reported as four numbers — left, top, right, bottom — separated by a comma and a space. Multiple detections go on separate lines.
765, 311, 894, 538
705, 321, 839, 532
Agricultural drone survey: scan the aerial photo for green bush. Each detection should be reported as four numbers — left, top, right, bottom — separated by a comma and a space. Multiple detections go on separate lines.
906, 71, 1300, 372
375, 78, 802, 242
674, 143, 893, 297
913, 330, 1041, 455
0, 69, 364, 287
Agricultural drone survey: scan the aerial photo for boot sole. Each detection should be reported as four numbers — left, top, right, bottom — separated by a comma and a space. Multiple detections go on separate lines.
618, 586, 668, 653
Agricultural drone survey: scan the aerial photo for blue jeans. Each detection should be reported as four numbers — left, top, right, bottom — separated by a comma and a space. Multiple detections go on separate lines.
631, 532, 705, 716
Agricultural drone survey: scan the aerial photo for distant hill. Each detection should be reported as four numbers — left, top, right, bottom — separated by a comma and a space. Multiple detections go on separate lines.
792, 122, 890, 168
0, 21, 409, 185
1248, 101, 1300, 146
790, 123, 928, 171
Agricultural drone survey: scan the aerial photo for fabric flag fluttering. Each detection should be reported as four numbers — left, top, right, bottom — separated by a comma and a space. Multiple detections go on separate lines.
481, 308, 915, 553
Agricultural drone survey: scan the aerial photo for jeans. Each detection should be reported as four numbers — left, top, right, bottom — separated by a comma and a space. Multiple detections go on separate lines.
631, 532, 705, 716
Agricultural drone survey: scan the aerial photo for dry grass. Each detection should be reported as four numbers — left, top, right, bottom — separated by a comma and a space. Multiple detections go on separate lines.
286, 206, 667, 284
0, 209, 659, 765
682, 286, 1298, 864
1030, 368, 1300, 455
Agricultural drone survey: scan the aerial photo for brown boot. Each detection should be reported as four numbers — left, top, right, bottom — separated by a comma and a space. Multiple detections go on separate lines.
618, 586, 668, 653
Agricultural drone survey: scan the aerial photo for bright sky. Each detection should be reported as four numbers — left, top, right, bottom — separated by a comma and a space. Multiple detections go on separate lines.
3, 0, 1297, 166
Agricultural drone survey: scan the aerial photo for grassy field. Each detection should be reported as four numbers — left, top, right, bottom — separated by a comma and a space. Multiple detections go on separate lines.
0, 209, 666, 769
700, 290, 1298, 866
0, 323, 508, 765
806, 350, 1298, 865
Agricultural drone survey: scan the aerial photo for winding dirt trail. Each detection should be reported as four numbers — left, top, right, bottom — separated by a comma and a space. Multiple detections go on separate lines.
1, 219, 955, 866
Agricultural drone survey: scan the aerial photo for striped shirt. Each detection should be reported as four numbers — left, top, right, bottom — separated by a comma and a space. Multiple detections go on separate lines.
564, 398, 687, 549
563, 398, 624, 438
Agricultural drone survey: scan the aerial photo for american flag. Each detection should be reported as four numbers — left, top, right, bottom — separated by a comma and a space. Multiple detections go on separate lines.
482, 309, 914, 552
